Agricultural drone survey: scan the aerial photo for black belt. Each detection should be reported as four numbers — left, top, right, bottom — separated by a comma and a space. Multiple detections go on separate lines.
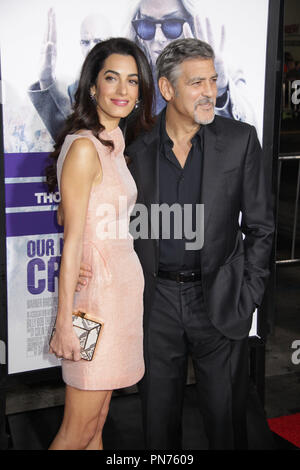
157, 270, 201, 283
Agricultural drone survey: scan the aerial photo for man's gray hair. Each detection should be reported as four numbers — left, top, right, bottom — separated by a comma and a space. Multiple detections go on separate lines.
156, 38, 215, 87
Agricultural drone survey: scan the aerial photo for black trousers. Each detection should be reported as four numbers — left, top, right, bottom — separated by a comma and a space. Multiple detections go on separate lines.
138, 277, 250, 450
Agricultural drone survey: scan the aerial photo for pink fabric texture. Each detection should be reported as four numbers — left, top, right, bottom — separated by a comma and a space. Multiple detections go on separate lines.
56, 127, 145, 390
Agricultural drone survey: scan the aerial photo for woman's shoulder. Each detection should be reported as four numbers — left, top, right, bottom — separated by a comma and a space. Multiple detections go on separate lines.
65, 135, 98, 161
56, 131, 98, 170
60, 137, 100, 184
62, 126, 124, 158
62, 130, 98, 153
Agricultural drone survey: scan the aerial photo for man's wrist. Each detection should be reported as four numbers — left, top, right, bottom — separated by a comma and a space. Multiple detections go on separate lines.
39, 76, 55, 91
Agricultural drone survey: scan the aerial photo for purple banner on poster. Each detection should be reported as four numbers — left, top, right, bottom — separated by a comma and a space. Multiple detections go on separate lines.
4, 153, 50, 178
5, 182, 60, 208
6, 211, 63, 237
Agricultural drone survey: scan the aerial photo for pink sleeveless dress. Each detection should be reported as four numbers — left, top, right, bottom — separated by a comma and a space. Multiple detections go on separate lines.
56, 127, 145, 390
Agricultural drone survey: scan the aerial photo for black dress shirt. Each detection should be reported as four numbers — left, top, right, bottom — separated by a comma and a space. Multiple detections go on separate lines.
158, 113, 204, 272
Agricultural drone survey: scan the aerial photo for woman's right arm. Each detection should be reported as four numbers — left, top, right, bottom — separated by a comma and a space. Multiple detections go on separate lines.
49, 137, 101, 361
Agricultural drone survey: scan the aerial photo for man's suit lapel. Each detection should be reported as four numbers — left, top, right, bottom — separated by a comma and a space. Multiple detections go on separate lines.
131, 112, 225, 250
201, 117, 225, 233
132, 113, 161, 262
139, 132, 160, 209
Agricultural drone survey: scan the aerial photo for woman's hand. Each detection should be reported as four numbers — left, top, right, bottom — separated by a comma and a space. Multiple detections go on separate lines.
49, 324, 81, 361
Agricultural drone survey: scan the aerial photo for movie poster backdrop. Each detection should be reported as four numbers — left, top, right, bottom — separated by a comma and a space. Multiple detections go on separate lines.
0, 0, 270, 373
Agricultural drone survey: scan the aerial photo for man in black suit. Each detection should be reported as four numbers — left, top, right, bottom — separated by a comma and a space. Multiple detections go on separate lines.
76, 38, 274, 449
125, 38, 274, 450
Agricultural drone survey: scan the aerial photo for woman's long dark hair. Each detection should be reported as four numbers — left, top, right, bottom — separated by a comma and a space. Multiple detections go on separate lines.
46, 37, 155, 192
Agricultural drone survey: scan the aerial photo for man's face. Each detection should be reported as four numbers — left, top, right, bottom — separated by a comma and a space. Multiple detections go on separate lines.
163, 58, 218, 126
80, 15, 111, 57
135, 0, 189, 65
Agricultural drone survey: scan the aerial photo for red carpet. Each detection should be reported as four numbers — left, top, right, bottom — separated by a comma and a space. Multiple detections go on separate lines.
268, 413, 300, 448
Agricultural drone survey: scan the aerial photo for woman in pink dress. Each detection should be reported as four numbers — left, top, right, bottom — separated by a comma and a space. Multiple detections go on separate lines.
46, 38, 155, 450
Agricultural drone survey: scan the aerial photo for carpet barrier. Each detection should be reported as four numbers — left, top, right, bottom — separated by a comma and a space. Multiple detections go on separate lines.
268, 413, 300, 448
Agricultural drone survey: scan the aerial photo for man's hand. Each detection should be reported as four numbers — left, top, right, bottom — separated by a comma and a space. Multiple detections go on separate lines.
183, 17, 228, 97
76, 262, 92, 292
39, 8, 57, 90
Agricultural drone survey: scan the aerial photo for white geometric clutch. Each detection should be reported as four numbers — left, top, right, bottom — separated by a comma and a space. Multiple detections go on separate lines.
72, 310, 104, 361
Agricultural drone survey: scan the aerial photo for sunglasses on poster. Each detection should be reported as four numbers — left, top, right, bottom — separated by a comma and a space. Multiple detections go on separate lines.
132, 18, 186, 41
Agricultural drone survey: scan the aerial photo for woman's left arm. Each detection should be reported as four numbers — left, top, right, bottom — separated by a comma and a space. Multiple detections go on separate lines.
49, 138, 101, 360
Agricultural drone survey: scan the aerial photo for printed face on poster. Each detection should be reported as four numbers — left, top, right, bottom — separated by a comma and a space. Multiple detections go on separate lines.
0, 0, 269, 374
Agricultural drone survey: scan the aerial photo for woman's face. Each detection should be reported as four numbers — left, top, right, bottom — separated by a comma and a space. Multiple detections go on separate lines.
91, 53, 139, 129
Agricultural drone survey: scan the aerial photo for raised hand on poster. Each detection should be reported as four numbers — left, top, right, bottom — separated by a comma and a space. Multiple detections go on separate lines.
183, 17, 228, 98
39, 8, 57, 90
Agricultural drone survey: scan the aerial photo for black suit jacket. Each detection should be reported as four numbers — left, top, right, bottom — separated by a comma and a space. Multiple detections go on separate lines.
126, 112, 274, 340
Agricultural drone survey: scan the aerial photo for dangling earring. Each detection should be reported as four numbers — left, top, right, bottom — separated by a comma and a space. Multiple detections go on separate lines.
135, 99, 140, 109
90, 92, 97, 105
